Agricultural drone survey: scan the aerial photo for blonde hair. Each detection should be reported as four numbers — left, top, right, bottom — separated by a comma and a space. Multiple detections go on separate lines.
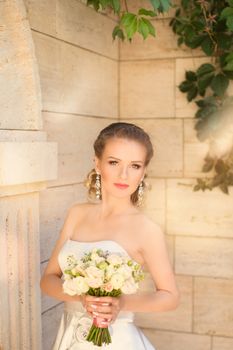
84, 122, 154, 206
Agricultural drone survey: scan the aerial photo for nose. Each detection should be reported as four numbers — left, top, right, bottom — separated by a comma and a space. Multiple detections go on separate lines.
119, 165, 128, 180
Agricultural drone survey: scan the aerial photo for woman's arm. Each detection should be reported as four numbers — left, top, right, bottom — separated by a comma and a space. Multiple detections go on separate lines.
121, 222, 180, 312
40, 204, 83, 303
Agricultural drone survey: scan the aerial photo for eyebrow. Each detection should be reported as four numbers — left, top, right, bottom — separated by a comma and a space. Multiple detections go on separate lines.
107, 156, 144, 163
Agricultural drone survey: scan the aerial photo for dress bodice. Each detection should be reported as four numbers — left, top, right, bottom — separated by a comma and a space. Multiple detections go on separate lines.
58, 238, 132, 273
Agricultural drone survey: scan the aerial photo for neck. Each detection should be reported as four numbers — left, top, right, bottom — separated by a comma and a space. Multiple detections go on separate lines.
97, 191, 139, 220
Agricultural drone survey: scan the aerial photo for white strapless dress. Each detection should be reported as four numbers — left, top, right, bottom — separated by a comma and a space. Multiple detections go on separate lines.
52, 239, 156, 350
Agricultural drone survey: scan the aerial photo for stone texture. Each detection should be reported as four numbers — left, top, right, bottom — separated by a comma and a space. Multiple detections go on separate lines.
135, 275, 192, 332
0, 0, 42, 130
0, 142, 57, 186
120, 19, 201, 60
43, 113, 116, 186
33, 32, 118, 117
120, 59, 175, 118
176, 236, 233, 278
24, 0, 56, 36
167, 179, 233, 238
141, 328, 211, 350
213, 337, 233, 350
184, 119, 214, 178
175, 57, 211, 118
0, 192, 42, 350
194, 277, 233, 336
142, 179, 166, 230
128, 119, 183, 177
42, 303, 64, 350
39, 184, 87, 262
57, 0, 118, 59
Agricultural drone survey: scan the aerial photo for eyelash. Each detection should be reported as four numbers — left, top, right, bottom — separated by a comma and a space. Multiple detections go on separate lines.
108, 160, 141, 169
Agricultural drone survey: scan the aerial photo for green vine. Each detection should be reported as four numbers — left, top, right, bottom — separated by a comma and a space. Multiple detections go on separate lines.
86, 0, 233, 194
170, 0, 233, 194
86, 0, 173, 40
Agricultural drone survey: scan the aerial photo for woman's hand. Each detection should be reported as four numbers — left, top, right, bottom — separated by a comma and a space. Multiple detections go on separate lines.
81, 295, 122, 326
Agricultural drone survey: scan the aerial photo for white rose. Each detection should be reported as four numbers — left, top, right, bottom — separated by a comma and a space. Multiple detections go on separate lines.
117, 265, 132, 279
107, 254, 122, 266
63, 276, 89, 295
110, 273, 124, 289
86, 277, 103, 288
121, 277, 138, 294
105, 265, 115, 279
86, 266, 104, 279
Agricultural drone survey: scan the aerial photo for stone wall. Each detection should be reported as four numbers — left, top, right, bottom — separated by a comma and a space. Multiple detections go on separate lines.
119, 1, 233, 350
0, 1, 57, 349
24, 1, 118, 349
2, 0, 232, 349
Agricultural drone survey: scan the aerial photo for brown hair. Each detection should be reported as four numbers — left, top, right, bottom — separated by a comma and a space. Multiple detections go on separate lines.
84, 122, 154, 206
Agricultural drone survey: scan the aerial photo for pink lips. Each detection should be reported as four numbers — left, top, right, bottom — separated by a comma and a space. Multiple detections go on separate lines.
114, 183, 129, 189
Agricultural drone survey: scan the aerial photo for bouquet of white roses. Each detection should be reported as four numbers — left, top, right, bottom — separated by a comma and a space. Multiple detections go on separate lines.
62, 248, 144, 347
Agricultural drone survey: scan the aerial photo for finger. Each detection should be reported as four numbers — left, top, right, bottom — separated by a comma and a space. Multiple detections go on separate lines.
86, 305, 112, 315
91, 296, 113, 304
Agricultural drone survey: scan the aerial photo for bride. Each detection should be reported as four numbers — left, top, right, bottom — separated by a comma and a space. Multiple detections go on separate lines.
40, 122, 180, 349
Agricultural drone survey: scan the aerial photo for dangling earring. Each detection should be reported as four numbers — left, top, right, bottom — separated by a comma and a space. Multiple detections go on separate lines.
137, 180, 144, 207
95, 172, 101, 200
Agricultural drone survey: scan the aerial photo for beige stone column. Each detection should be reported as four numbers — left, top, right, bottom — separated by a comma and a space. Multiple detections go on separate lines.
0, 1, 57, 349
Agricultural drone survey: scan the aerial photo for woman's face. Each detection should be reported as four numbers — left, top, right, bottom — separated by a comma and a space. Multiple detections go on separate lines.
94, 137, 147, 199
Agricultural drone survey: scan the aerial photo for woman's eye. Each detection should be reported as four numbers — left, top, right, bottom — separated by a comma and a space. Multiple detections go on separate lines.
132, 164, 141, 169
109, 160, 118, 165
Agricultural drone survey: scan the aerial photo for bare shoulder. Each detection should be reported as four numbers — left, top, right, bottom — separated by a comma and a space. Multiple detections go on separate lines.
60, 201, 94, 235
66, 201, 95, 220
134, 214, 164, 245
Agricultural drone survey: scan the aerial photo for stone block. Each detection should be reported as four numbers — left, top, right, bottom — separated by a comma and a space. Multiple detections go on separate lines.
167, 179, 233, 238
135, 275, 192, 332
57, 0, 118, 59
120, 60, 175, 119
142, 179, 166, 230
24, 0, 56, 36
175, 57, 211, 118
0, 0, 42, 130
39, 184, 86, 261
141, 328, 211, 350
0, 142, 57, 186
42, 303, 64, 350
213, 337, 233, 350
176, 236, 233, 278
128, 119, 183, 177
184, 119, 214, 177
120, 19, 201, 60
194, 277, 233, 336
33, 32, 118, 117
43, 112, 116, 186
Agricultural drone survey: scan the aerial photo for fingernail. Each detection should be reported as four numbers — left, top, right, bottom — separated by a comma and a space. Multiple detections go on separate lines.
93, 311, 99, 316
101, 303, 110, 306
91, 304, 97, 309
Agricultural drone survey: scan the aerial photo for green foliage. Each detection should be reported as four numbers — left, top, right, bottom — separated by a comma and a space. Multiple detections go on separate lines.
171, 0, 233, 194
85, 0, 233, 195
86, 0, 172, 41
